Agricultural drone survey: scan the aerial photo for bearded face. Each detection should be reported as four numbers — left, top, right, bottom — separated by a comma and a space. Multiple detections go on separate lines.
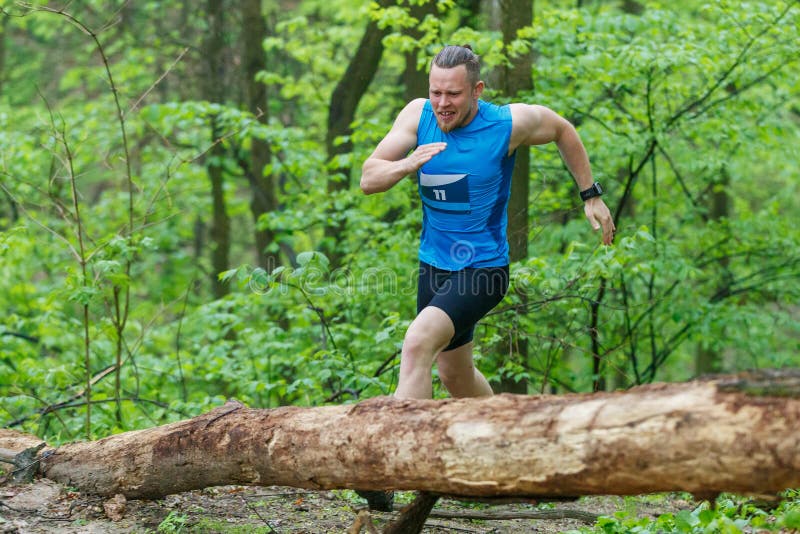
429, 65, 483, 133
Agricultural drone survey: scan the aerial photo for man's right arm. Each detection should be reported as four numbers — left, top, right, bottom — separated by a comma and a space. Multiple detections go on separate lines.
360, 99, 446, 195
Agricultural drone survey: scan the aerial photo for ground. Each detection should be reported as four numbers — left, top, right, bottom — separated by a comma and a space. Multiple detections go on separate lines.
0, 479, 702, 533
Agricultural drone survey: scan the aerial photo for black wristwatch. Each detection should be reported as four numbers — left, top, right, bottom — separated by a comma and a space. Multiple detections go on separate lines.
579, 182, 603, 201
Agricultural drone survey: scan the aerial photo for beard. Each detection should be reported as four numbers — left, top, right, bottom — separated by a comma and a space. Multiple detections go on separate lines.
436, 101, 474, 133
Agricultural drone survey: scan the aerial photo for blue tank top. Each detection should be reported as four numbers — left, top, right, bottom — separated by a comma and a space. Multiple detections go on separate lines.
416, 99, 515, 269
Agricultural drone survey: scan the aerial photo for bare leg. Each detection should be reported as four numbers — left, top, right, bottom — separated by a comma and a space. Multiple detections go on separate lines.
436, 342, 493, 398
394, 306, 454, 399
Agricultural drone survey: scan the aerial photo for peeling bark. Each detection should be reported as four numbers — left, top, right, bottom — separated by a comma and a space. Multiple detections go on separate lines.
4, 370, 799, 500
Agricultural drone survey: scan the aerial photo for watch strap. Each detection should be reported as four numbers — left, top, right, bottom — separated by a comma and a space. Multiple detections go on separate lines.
580, 182, 603, 201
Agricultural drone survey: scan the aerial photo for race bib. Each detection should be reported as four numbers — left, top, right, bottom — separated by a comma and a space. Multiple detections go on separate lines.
419, 172, 470, 213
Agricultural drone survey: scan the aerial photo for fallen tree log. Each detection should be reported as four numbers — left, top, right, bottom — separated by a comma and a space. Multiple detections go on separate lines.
3, 369, 800, 500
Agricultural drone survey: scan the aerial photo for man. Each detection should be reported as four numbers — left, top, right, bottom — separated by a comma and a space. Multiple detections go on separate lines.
361, 44, 615, 401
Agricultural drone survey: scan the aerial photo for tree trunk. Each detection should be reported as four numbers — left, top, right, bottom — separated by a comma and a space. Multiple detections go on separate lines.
402, 2, 437, 102
203, 0, 231, 299
695, 166, 731, 376
0, 18, 7, 95
7, 369, 799, 500
240, 0, 281, 271
459, 0, 482, 28
495, 0, 534, 394
322, 0, 391, 265
501, 0, 533, 264
621, 0, 645, 15
207, 139, 231, 300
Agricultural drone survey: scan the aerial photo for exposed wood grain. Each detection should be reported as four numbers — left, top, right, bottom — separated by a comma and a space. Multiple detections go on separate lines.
2, 370, 796, 500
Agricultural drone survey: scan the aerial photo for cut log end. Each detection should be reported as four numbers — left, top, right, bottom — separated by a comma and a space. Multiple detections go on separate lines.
0, 436, 47, 484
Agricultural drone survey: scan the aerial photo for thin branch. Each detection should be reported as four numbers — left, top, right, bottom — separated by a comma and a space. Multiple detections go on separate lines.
6, 366, 116, 427
323, 349, 401, 403
649, 322, 694, 379
32, 396, 191, 418
13, 388, 73, 438
126, 47, 190, 117
624, 279, 682, 346
0, 178, 80, 263
619, 273, 641, 384
183, 117, 260, 165
655, 145, 700, 209
664, 1, 798, 131
174, 280, 195, 403
613, 141, 657, 225
39, 85, 94, 439
647, 143, 659, 385
0, 331, 39, 343
323, 388, 362, 403
590, 278, 606, 392
282, 281, 341, 353
428, 507, 599, 523
712, 266, 800, 304
33, 3, 141, 429
373, 349, 400, 379
688, 58, 798, 122
239, 494, 278, 533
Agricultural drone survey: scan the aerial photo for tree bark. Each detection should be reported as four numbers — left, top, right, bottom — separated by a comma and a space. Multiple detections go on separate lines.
322, 0, 392, 264
0, 18, 7, 96
240, 0, 281, 271
203, 0, 231, 299
494, 0, 534, 394
402, 2, 437, 102
4, 369, 796, 500
500, 0, 533, 265
695, 166, 731, 376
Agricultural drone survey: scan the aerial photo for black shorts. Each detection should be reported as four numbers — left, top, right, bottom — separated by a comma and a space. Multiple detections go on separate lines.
417, 261, 510, 351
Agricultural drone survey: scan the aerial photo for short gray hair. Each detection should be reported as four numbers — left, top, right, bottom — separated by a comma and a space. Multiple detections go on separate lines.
432, 45, 481, 86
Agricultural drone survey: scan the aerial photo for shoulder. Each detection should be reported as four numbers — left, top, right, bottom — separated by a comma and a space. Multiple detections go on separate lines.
367, 99, 427, 161
509, 103, 566, 149
468, 100, 511, 126
509, 103, 546, 131
392, 98, 427, 133
400, 98, 428, 120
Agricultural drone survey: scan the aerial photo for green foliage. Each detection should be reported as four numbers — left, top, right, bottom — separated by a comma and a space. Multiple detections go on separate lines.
569, 492, 800, 533
190, 518, 277, 534
157, 511, 188, 534
521, 0, 800, 387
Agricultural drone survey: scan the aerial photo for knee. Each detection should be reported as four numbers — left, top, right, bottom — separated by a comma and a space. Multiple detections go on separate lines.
402, 330, 434, 361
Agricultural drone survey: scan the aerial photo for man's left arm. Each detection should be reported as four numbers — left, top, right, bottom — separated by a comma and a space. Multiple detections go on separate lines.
509, 103, 616, 245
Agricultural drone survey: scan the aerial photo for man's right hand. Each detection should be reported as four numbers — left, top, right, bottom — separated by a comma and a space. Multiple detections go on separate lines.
361, 99, 429, 194
405, 142, 447, 174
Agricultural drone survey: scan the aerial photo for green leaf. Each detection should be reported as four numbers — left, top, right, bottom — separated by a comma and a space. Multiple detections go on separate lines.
296, 251, 330, 271
218, 269, 239, 283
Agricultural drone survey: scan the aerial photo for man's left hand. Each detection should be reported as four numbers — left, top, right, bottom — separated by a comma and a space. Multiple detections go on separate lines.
584, 198, 615, 245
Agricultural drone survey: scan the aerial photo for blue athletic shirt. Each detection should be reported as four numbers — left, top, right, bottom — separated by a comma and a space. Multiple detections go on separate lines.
416, 99, 516, 270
